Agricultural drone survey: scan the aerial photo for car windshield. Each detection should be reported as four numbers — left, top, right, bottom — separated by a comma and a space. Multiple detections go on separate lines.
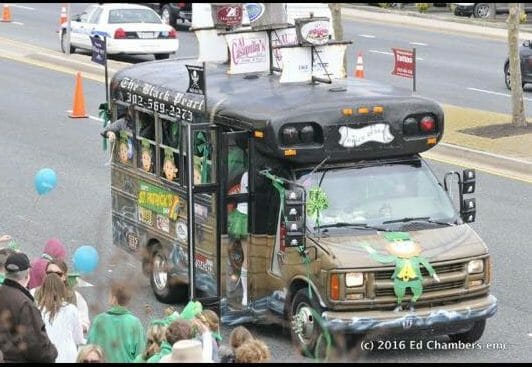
296, 160, 457, 229
108, 9, 161, 24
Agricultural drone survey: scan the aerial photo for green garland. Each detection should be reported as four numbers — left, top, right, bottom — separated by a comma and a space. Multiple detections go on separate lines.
306, 186, 329, 228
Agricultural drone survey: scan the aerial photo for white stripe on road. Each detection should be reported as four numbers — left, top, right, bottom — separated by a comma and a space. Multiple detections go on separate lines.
409, 42, 428, 46
358, 34, 375, 38
12, 21, 24, 26
369, 49, 424, 61
467, 87, 532, 102
440, 142, 532, 165
65, 111, 103, 122
369, 50, 393, 56
10, 4, 35, 10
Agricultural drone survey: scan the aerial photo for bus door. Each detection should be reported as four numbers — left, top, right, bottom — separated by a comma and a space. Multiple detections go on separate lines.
182, 120, 222, 312
220, 130, 252, 308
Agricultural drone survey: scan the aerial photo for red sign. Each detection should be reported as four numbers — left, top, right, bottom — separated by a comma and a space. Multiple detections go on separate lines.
392, 48, 415, 78
215, 5, 243, 26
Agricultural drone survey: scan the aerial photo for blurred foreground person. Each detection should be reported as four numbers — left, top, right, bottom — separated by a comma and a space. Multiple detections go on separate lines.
0, 252, 57, 363
76, 344, 106, 363
87, 282, 145, 363
28, 238, 67, 289
235, 338, 271, 363
37, 273, 85, 362
33, 259, 91, 334
160, 339, 211, 363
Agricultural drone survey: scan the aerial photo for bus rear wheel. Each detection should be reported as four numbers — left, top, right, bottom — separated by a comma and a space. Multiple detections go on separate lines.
150, 245, 186, 303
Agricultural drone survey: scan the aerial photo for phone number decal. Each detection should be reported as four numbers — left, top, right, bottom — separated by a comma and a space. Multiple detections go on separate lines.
123, 91, 194, 122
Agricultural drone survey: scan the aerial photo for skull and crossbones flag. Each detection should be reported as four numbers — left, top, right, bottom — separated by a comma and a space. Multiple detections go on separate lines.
186, 64, 205, 95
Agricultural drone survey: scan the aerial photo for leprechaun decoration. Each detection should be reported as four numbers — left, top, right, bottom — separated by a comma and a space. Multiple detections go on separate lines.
140, 139, 153, 173
118, 131, 132, 164
359, 232, 440, 312
163, 148, 178, 181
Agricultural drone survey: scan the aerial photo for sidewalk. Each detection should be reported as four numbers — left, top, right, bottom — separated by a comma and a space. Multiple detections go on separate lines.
341, 4, 532, 182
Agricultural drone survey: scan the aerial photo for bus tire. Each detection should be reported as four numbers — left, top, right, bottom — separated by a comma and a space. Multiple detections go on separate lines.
149, 245, 186, 303
290, 288, 326, 358
154, 53, 170, 60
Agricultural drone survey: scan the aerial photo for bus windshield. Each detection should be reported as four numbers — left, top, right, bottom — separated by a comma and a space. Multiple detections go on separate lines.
296, 160, 457, 229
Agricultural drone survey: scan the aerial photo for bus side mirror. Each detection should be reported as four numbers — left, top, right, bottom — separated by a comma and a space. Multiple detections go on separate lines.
284, 187, 306, 249
461, 198, 476, 223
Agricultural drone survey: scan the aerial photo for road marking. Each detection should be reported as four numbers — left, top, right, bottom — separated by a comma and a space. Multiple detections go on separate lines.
358, 34, 375, 38
11, 4, 35, 10
369, 49, 424, 61
467, 87, 532, 102
12, 21, 24, 26
65, 111, 103, 122
409, 42, 428, 46
440, 142, 532, 165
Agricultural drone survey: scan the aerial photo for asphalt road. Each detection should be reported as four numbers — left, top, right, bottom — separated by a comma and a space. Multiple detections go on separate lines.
0, 3, 531, 363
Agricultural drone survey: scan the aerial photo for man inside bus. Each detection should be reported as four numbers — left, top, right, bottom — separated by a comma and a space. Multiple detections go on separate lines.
101, 105, 154, 143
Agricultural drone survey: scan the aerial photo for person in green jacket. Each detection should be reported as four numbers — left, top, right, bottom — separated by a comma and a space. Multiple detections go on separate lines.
87, 283, 146, 363
360, 232, 440, 312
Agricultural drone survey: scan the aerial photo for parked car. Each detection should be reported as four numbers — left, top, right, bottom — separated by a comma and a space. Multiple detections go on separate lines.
141, 3, 191, 27
453, 3, 532, 18
503, 40, 532, 89
59, 3, 179, 60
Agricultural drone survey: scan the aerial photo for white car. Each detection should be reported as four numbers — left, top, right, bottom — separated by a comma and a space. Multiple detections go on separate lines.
59, 3, 179, 60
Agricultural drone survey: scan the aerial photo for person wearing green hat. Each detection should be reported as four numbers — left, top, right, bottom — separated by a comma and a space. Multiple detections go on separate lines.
359, 232, 440, 312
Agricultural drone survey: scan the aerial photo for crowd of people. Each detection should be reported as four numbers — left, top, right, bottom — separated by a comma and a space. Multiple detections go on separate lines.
0, 235, 271, 363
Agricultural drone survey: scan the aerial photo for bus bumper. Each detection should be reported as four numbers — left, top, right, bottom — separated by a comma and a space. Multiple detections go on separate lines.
321, 295, 497, 334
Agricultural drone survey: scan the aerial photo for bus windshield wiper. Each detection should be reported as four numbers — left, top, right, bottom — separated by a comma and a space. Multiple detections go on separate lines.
316, 222, 389, 231
382, 217, 455, 226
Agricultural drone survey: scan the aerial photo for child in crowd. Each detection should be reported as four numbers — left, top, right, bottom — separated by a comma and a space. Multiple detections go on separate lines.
87, 282, 145, 363
76, 344, 105, 363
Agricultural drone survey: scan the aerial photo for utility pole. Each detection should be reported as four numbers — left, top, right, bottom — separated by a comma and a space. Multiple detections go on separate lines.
507, 3, 528, 127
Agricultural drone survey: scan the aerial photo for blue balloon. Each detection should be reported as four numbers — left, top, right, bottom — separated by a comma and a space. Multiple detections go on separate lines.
73, 245, 99, 274
34, 168, 57, 196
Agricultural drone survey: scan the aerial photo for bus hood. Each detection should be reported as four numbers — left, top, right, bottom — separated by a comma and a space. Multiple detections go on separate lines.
314, 225, 488, 268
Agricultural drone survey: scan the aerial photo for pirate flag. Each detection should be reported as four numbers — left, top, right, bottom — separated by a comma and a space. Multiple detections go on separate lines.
186, 64, 205, 95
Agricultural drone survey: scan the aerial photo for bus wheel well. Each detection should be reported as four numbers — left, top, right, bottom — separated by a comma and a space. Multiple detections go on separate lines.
142, 239, 161, 276
285, 279, 311, 319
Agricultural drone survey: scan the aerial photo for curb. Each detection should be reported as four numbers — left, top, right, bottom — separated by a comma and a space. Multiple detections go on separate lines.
422, 143, 532, 183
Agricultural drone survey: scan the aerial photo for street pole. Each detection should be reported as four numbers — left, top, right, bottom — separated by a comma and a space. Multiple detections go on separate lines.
66, 3, 71, 56
104, 36, 109, 104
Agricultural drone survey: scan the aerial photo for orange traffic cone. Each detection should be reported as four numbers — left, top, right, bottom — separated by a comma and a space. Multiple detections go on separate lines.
59, 6, 67, 25
355, 52, 365, 78
1, 4, 12, 22
69, 72, 88, 118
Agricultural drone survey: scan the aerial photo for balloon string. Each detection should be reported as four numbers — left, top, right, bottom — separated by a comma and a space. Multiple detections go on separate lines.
33, 195, 41, 208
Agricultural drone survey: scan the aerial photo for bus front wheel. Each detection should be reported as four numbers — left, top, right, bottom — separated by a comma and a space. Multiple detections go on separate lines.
150, 245, 186, 303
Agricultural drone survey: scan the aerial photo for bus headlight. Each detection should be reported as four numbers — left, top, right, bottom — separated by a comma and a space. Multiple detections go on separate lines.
345, 272, 364, 287
467, 260, 484, 274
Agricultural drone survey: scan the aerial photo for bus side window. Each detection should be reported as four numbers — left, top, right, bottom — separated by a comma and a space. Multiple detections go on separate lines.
192, 131, 214, 185
160, 118, 180, 182
137, 111, 156, 174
